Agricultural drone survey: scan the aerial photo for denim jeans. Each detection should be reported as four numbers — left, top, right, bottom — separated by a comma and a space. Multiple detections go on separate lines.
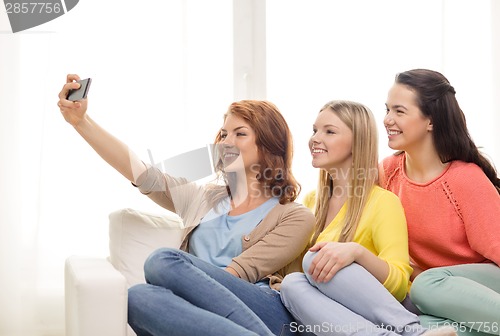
128, 248, 296, 336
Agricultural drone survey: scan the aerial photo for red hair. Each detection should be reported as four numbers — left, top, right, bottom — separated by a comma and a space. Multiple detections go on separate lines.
213, 100, 300, 203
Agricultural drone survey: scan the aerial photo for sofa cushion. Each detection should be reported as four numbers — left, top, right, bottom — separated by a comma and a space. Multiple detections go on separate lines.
108, 208, 184, 287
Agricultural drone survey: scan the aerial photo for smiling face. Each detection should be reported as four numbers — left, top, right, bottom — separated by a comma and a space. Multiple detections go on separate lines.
309, 107, 353, 171
219, 113, 260, 173
384, 83, 434, 153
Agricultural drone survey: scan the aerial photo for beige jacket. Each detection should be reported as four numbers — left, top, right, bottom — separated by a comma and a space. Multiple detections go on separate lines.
135, 166, 315, 290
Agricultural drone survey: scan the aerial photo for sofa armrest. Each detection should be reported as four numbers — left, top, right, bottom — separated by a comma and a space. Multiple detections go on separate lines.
65, 256, 129, 336
65, 208, 183, 336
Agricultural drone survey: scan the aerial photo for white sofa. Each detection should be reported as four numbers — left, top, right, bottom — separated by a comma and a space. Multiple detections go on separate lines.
64, 208, 185, 336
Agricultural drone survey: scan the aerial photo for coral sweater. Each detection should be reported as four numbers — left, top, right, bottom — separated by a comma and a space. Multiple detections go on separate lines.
380, 153, 500, 271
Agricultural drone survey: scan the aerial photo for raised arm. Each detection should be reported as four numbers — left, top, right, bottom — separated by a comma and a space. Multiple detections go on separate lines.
57, 74, 146, 184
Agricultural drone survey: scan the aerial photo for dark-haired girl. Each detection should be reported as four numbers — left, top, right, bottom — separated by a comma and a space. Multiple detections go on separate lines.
381, 69, 500, 336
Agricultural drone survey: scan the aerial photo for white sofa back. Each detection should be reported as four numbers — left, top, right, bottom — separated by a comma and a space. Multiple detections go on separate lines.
108, 208, 184, 287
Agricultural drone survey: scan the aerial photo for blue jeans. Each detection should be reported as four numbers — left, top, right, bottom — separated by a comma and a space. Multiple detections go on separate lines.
128, 248, 296, 336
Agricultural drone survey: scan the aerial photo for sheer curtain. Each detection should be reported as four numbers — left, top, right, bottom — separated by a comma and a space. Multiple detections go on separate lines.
0, 35, 37, 336
0, 1, 231, 335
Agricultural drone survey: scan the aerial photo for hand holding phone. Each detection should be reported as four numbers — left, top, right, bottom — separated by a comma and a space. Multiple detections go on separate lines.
67, 78, 92, 101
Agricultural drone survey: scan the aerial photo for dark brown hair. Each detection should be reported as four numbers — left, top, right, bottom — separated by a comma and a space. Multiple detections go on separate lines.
395, 69, 500, 193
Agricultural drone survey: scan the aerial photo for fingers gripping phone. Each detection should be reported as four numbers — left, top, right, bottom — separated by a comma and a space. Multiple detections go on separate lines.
67, 78, 92, 101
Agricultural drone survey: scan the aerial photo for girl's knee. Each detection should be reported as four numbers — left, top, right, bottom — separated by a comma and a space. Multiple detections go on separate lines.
302, 251, 317, 274
280, 272, 306, 310
145, 247, 179, 263
410, 268, 449, 307
144, 247, 184, 281
412, 268, 449, 289
281, 272, 305, 295
128, 283, 151, 309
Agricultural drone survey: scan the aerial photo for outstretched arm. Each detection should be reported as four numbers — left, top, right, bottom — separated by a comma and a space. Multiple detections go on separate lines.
57, 74, 146, 184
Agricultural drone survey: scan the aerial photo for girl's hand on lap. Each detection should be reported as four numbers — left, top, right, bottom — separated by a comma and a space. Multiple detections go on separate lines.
308, 241, 360, 283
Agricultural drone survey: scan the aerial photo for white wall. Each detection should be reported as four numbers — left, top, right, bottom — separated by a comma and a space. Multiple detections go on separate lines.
266, 0, 499, 193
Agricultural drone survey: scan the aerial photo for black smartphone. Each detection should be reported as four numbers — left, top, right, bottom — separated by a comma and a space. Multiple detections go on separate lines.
67, 78, 92, 101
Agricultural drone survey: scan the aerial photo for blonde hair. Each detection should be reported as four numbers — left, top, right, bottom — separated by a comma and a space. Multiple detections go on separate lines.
310, 101, 379, 245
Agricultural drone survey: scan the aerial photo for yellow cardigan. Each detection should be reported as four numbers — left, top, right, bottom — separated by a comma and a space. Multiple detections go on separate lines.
303, 186, 412, 302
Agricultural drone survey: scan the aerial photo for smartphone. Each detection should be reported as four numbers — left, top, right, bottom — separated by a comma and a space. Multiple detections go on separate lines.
67, 78, 92, 101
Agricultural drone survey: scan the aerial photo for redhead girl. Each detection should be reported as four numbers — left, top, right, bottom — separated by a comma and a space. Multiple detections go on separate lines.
58, 74, 314, 336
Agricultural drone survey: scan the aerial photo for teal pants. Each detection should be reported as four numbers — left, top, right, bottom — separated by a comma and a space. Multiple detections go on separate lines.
410, 263, 500, 336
